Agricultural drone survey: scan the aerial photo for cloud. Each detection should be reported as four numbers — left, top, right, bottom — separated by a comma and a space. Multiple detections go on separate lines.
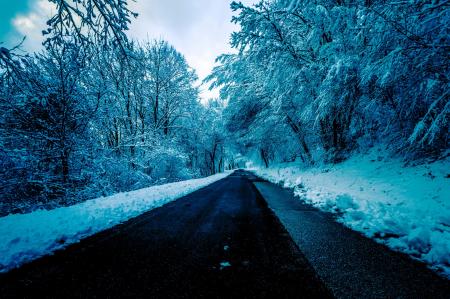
10, 0, 56, 51
127, 0, 258, 101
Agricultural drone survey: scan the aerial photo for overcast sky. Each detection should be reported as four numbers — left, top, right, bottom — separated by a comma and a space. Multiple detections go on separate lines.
1, 0, 257, 101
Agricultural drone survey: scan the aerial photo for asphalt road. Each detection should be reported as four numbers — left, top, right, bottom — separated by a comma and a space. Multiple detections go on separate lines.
0, 170, 332, 298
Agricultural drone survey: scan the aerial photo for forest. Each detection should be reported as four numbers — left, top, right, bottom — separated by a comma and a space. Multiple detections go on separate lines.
0, 0, 448, 216
208, 0, 449, 166
0, 0, 229, 215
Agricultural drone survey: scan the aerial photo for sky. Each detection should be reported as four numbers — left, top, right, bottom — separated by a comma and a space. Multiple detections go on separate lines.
0, 0, 257, 101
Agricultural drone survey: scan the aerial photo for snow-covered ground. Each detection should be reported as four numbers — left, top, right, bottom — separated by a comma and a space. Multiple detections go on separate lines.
252, 153, 450, 277
0, 172, 230, 273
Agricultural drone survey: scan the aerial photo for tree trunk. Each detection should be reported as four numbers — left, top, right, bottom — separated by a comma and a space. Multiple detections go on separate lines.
285, 115, 314, 164
61, 149, 69, 184
260, 148, 269, 168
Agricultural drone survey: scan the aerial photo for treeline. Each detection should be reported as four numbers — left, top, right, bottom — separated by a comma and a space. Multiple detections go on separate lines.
0, 0, 227, 215
208, 0, 449, 166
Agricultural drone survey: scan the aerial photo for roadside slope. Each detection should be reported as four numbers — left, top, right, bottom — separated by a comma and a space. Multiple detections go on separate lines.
252, 153, 450, 277
252, 179, 450, 298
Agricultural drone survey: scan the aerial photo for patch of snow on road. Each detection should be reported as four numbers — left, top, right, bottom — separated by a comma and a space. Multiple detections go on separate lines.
0, 172, 230, 273
252, 153, 450, 277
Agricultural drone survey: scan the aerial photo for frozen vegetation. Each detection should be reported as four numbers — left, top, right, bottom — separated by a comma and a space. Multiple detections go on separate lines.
0, 2, 229, 216
0, 172, 229, 273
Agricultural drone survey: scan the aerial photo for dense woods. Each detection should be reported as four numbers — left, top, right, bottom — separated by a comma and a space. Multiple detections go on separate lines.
207, 0, 449, 166
0, 0, 227, 215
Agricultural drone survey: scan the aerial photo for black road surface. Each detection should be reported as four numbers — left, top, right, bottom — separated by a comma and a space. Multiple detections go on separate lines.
0, 170, 332, 298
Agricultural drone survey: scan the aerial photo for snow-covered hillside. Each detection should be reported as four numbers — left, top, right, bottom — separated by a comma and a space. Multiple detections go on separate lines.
253, 153, 450, 277
0, 172, 230, 273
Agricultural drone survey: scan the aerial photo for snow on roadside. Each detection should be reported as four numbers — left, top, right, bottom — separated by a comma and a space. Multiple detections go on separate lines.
0, 172, 230, 273
252, 154, 450, 277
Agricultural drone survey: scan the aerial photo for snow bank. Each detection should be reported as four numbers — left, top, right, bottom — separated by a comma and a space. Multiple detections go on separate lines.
0, 172, 230, 273
253, 154, 450, 277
